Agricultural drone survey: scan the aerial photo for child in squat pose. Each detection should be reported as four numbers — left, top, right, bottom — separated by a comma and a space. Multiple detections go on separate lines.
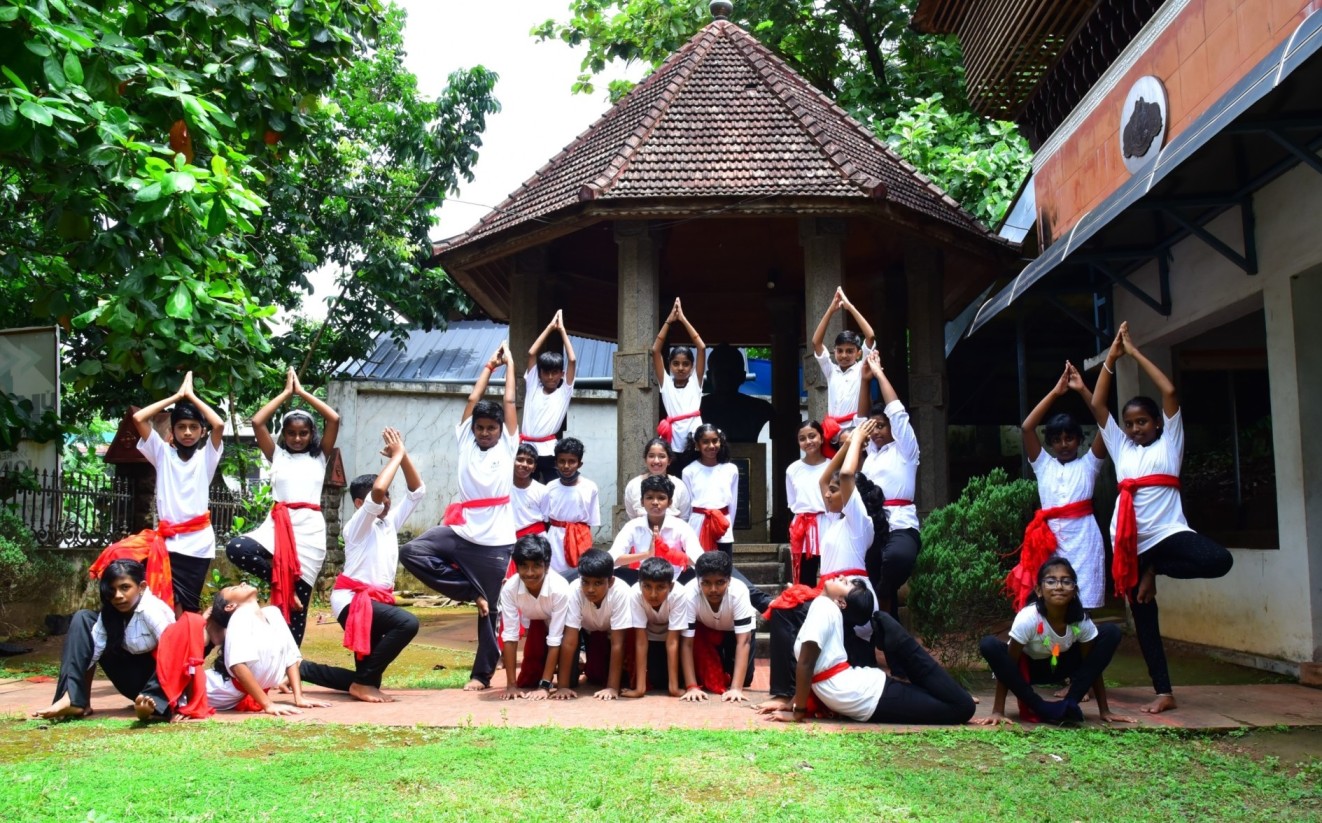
1090, 322, 1233, 714
521, 310, 577, 483
622, 557, 688, 698
227, 367, 340, 645
497, 534, 573, 700
812, 287, 876, 455
786, 420, 830, 586
555, 549, 631, 700
652, 298, 706, 462
543, 436, 600, 577
977, 557, 1133, 725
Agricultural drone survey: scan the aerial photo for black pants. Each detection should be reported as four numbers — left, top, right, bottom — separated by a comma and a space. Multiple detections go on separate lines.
641, 638, 673, 690
399, 525, 511, 688
979, 622, 1122, 710
866, 527, 920, 617
1130, 531, 1233, 694
299, 602, 420, 691
867, 611, 976, 724
53, 610, 167, 716
768, 603, 876, 698
532, 455, 558, 485
798, 556, 820, 588
711, 630, 757, 689
169, 553, 212, 615
225, 536, 314, 646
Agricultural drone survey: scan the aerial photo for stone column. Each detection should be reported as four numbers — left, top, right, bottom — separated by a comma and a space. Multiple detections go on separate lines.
768, 296, 801, 541
905, 240, 949, 513
800, 218, 846, 424
508, 247, 550, 405
613, 221, 661, 529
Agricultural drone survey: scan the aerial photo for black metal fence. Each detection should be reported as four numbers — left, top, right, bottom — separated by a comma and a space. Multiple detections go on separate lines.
1, 469, 135, 550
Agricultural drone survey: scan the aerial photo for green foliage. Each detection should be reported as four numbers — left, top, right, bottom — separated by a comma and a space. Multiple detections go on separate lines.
0, 505, 59, 595
0, 392, 61, 451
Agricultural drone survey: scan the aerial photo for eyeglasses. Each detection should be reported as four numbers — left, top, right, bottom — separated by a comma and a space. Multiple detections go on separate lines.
1043, 577, 1077, 589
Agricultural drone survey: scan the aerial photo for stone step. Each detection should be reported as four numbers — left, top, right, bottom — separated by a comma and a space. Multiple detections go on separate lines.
736, 561, 784, 585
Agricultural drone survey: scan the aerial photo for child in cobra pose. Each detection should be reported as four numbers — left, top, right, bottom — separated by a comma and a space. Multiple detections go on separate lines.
521, 310, 577, 483
811, 287, 875, 454
651, 298, 706, 463
226, 368, 340, 645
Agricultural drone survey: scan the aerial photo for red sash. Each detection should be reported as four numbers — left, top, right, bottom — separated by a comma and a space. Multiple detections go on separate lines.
657, 409, 701, 442
802, 659, 852, 717
442, 495, 511, 527
762, 582, 822, 620
334, 574, 396, 660
270, 501, 320, 622
1005, 499, 1095, 610
788, 511, 821, 585
812, 660, 850, 684
820, 567, 867, 582
516, 522, 547, 538
819, 413, 856, 458
631, 533, 691, 570
515, 618, 551, 688
519, 432, 557, 444
884, 499, 912, 507
693, 506, 730, 552
153, 612, 213, 719
691, 621, 733, 694
88, 513, 212, 611
550, 519, 594, 568
1114, 474, 1181, 597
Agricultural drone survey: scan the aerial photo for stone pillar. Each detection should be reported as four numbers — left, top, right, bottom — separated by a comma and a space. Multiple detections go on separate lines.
613, 221, 661, 528
800, 218, 846, 424
769, 296, 801, 541
508, 247, 550, 405
1287, 272, 1322, 665
905, 241, 949, 513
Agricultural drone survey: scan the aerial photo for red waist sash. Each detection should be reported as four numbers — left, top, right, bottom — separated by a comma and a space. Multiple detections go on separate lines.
804, 659, 852, 716
442, 495, 511, 527
88, 512, 212, 611
154, 612, 213, 719
1005, 498, 1095, 610
271, 502, 321, 622
1114, 474, 1181, 598
820, 567, 867, 582
788, 512, 821, 558
812, 660, 851, 684
884, 499, 912, 507
519, 432, 557, 444
550, 519, 593, 567
630, 533, 691, 570
516, 522, 547, 538
334, 574, 396, 660
692, 506, 730, 552
657, 409, 701, 442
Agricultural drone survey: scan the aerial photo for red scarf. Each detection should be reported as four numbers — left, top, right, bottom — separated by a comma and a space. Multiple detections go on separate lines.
1005, 499, 1095, 610
762, 582, 823, 620
631, 532, 691, 570
803, 659, 851, 717
657, 409, 700, 442
550, 519, 594, 567
88, 513, 212, 611
515, 618, 551, 688
334, 574, 395, 660
692, 506, 730, 552
153, 612, 213, 719
691, 621, 733, 694
819, 413, 856, 459
519, 432, 557, 443
442, 495, 510, 527
270, 501, 320, 622
788, 512, 822, 585
1113, 474, 1181, 597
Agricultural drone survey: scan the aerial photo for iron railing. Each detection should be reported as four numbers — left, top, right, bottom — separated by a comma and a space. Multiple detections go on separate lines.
1, 469, 135, 550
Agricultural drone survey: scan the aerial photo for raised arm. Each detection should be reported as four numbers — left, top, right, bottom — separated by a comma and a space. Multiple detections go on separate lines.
811, 289, 843, 356
1022, 364, 1071, 463
556, 311, 577, 386
1066, 363, 1107, 458
291, 371, 339, 454
674, 299, 705, 383
857, 361, 874, 418
526, 315, 558, 373
839, 289, 876, 349
501, 342, 518, 435
250, 369, 296, 460
651, 300, 680, 384
461, 344, 505, 423
866, 351, 898, 406
1121, 324, 1179, 418
1090, 325, 1126, 428
133, 372, 192, 441
372, 428, 407, 505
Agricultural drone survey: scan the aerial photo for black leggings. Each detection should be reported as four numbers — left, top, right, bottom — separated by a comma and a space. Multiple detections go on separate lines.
979, 623, 1122, 711
225, 536, 315, 646
53, 610, 168, 716
768, 604, 875, 698
168, 553, 212, 615
867, 611, 976, 724
299, 602, 420, 690
1130, 531, 1233, 694
866, 527, 920, 617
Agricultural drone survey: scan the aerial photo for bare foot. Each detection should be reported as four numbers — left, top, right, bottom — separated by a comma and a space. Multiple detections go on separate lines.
134, 694, 163, 721
1141, 694, 1177, 714
32, 694, 89, 720
463, 679, 488, 692
475, 596, 489, 618
348, 683, 393, 703
757, 697, 791, 713
1052, 684, 1093, 702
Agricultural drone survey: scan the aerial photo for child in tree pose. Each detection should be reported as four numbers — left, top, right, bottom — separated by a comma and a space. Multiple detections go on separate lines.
622, 556, 688, 698
621, 437, 692, 521
226, 367, 340, 645
1089, 322, 1233, 714
543, 436, 600, 577
651, 298, 706, 462
786, 420, 829, 586
812, 287, 876, 455
497, 534, 573, 700
555, 549, 631, 700
977, 557, 1133, 725
521, 310, 577, 483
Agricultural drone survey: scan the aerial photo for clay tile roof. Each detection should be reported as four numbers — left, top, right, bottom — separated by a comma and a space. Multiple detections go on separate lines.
439, 19, 988, 255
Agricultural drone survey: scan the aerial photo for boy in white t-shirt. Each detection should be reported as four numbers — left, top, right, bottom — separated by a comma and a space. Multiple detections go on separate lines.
810, 287, 875, 454
543, 437, 600, 575
521, 310, 577, 483
622, 557, 688, 698
497, 535, 573, 700
609, 474, 703, 585
678, 551, 757, 703
555, 549, 631, 700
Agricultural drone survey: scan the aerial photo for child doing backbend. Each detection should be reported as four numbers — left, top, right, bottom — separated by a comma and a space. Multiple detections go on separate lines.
543, 436, 600, 577
1089, 322, 1233, 714
226, 368, 340, 645
555, 549, 631, 700
521, 310, 577, 483
651, 298, 706, 463
977, 557, 1133, 726
811, 286, 876, 455
497, 534, 573, 700
622, 557, 688, 698
785, 419, 829, 586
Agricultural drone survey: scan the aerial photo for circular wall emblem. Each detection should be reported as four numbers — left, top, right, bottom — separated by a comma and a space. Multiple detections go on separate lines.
1120, 76, 1168, 174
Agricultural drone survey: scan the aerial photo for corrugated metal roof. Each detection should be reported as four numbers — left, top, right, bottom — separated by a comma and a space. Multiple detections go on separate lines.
335, 320, 618, 383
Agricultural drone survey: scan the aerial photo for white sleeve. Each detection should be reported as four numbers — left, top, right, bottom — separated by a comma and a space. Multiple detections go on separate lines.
622, 477, 643, 520
136, 429, 166, 466
523, 365, 538, 400
499, 579, 522, 643
546, 587, 570, 647
630, 589, 650, 630
224, 619, 260, 669
1098, 414, 1126, 460
674, 481, 692, 521
565, 584, 585, 630
608, 526, 635, 561
1077, 616, 1099, 644
90, 615, 108, 665
1028, 449, 1050, 478
203, 435, 224, 479
884, 400, 920, 462
814, 348, 833, 380
680, 586, 698, 638
586, 484, 601, 528
797, 598, 832, 649
142, 595, 176, 644
272, 613, 302, 667
731, 583, 757, 634
677, 522, 704, 563
725, 464, 739, 523
342, 499, 382, 550
1007, 607, 1037, 646
609, 586, 632, 631
785, 466, 799, 512
388, 483, 427, 531
1163, 409, 1184, 464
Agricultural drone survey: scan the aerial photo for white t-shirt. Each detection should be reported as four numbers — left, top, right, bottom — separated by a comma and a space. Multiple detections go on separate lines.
786, 459, 828, 514
622, 474, 692, 521
90, 589, 175, 664
680, 576, 757, 637
1006, 604, 1099, 661
452, 419, 518, 546
814, 345, 873, 421
861, 400, 920, 531
245, 449, 328, 586
566, 578, 632, 633
683, 461, 739, 544
498, 570, 571, 646
330, 483, 426, 617
512, 481, 548, 532
819, 493, 873, 578
521, 366, 573, 458
207, 604, 302, 711
797, 595, 887, 721
1100, 409, 1192, 553
629, 582, 688, 642
137, 429, 223, 559
659, 372, 703, 453
1029, 450, 1106, 608
543, 478, 601, 575
609, 515, 704, 577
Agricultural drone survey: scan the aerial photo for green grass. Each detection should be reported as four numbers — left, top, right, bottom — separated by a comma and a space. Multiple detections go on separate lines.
1, 720, 1318, 821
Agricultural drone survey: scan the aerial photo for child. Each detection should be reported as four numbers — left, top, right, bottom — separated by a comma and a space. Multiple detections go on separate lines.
512, 442, 549, 540
976, 557, 1132, 725
33, 559, 174, 721
1089, 322, 1233, 714
226, 367, 340, 645
682, 424, 738, 556
858, 350, 921, 617
610, 474, 704, 586
760, 579, 976, 725
521, 310, 577, 483
622, 437, 692, 521
497, 534, 573, 700
400, 342, 519, 692
622, 557, 688, 698
679, 551, 757, 702
811, 287, 876, 455
128, 371, 225, 614
300, 427, 422, 704
556, 549, 631, 700
651, 297, 706, 459
543, 436, 600, 576
1007, 362, 1107, 610
786, 420, 829, 586
203, 583, 332, 715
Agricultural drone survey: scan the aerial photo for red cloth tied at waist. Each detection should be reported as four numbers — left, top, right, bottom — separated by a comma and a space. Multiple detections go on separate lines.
691, 621, 733, 694
762, 582, 823, 620
819, 413, 856, 459
692, 507, 730, 552
803, 659, 852, 717
270, 502, 320, 622
515, 618, 551, 688
1113, 474, 1181, 598
519, 432, 557, 443
442, 496, 511, 527
154, 612, 213, 719
789, 512, 821, 558
884, 499, 912, 507
631, 533, 691, 570
334, 574, 395, 660
820, 568, 867, 582
88, 512, 212, 611
516, 522, 547, 539
657, 409, 701, 442
550, 519, 593, 568
1005, 499, 1095, 610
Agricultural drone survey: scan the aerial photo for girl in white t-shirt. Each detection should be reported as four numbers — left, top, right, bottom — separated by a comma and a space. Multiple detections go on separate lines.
226, 368, 340, 646
651, 297, 706, 460
621, 437, 692, 521
786, 420, 829, 586
682, 424, 739, 555
1089, 322, 1233, 715
976, 557, 1133, 726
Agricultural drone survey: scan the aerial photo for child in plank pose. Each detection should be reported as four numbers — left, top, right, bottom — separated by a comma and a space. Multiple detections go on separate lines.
521, 310, 577, 483
679, 551, 757, 702
786, 420, 830, 586
497, 534, 573, 700
555, 549, 631, 700
400, 342, 519, 692
682, 424, 738, 556
300, 427, 422, 704
610, 474, 703, 586
1007, 362, 1107, 611
1090, 322, 1233, 714
651, 298, 706, 462
812, 287, 875, 455
543, 436, 600, 577
977, 557, 1133, 725
227, 367, 340, 645
622, 437, 692, 521
622, 557, 688, 698
34, 559, 174, 721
